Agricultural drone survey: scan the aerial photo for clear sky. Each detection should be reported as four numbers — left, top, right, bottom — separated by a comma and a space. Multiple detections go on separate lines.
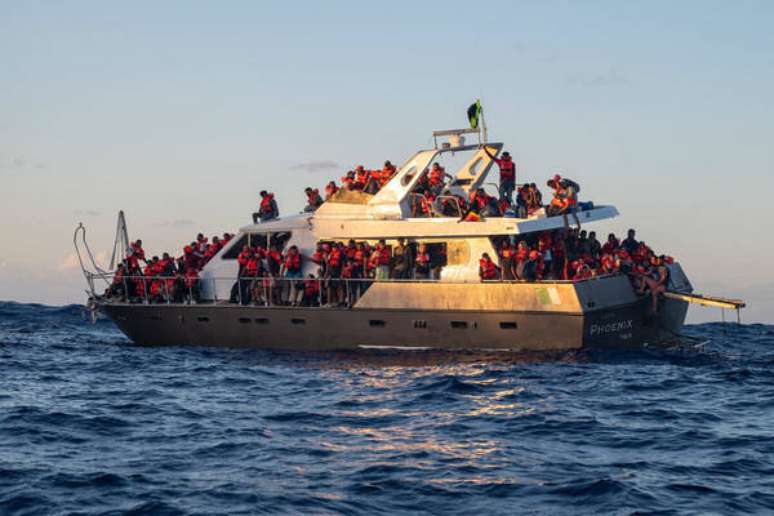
1, 1, 772, 323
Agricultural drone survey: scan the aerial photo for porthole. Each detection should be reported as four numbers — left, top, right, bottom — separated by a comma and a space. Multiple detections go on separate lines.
499, 322, 518, 330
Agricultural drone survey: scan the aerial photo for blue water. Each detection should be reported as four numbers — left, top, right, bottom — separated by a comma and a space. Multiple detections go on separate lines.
1, 302, 774, 515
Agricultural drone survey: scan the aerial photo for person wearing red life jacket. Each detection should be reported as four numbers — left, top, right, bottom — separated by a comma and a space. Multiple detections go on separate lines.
253, 191, 279, 224
499, 241, 515, 280
130, 239, 147, 263
341, 171, 356, 191
413, 243, 431, 280
353, 165, 368, 190
552, 235, 567, 279
182, 268, 200, 303
302, 274, 321, 306
324, 181, 340, 200
482, 147, 517, 202
325, 243, 345, 305
599, 253, 617, 275
304, 187, 324, 213
281, 245, 303, 306
373, 240, 391, 280
479, 253, 500, 281
601, 233, 619, 255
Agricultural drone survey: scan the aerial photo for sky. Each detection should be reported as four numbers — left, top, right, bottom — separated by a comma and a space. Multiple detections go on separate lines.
1, 1, 773, 323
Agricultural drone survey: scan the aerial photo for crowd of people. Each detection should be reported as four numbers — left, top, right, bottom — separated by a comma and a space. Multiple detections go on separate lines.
106, 226, 674, 313
106, 233, 234, 303
479, 228, 674, 312
250, 148, 586, 229
230, 237, 447, 307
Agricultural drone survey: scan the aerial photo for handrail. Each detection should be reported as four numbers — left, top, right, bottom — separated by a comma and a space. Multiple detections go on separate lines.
96, 272, 626, 308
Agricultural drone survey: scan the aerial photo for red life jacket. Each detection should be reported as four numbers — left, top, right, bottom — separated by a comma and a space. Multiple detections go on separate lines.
131, 243, 146, 261
259, 194, 275, 214
498, 158, 515, 180
479, 258, 498, 280
245, 257, 260, 276
237, 251, 250, 267
429, 166, 444, 185
284, 253, 301, 272
184, 270, 198, 288
328, 248, 342, 267
304, 279, 319, 296
377, 246, 391, 265
325, 184, 339, 197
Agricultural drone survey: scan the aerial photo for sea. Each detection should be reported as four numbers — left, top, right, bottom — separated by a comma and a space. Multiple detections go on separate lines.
1, 301, 773, 515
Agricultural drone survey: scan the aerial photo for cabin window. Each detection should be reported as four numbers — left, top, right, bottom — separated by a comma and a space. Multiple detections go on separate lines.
400, 165, 418, 186
500, 322, 518, 330
450, 321, 468, 329
369, 320, 386, 327
238, 317, 251, 324
197, 316, 210, 323
255, 318, 270, 325
291, 318, 306, 325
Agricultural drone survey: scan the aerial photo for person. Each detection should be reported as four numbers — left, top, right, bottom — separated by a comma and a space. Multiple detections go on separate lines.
527, 183, 543, 213
639, 255, 670, 314
621, 229, 639, 255
500, 241, 515, 280
479, 252, 500, 281
602, 233, 619, 255
182, 268, 200, 304
253, 191, 279, 223
513, 240, 529, 279
391, 238, 412, 279
414, 243, 431, 279
302, 274, 321, 306
546, 175, 581, 229
341, 171, 356, 190
373, 239, 391, 280
378, 160, 397, 186
482, 147, 516, 202
324, 181, 339, 200
304, 187, 324, 213
265, 244, 283, 305
427, 163, 452, 195
353, 165, 369, 190
242, 250, 261, 305
281, 245, 303, 306
326, 242, 344, 305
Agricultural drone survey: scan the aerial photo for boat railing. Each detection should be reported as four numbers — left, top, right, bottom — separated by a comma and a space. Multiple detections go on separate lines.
94, 272, 621, 308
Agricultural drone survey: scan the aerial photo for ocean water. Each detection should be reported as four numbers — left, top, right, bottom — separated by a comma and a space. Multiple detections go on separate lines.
1, 302, 774, 515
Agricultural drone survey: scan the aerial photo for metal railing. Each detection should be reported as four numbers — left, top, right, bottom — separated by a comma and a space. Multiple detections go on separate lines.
93, 271, 623, 308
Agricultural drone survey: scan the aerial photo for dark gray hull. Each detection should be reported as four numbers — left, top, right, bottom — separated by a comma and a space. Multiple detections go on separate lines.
101, 295, 687, 352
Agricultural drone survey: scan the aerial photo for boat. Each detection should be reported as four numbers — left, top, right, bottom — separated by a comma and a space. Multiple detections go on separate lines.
75, 121, 744, 352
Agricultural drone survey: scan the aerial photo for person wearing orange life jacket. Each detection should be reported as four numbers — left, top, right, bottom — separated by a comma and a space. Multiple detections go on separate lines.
373, 239, 392, 280
482, 147, 517, 202
638, 255, 670, 314
379, 160, 397, 186
601, 233, 619, 255
427, 162, 452, 195
324, 181, 339, 200
479, 253, 501, 281
253, 191, 279, 224
413, 243, 431, 279
304, 187, 324, 213
547, 174, 581, 229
